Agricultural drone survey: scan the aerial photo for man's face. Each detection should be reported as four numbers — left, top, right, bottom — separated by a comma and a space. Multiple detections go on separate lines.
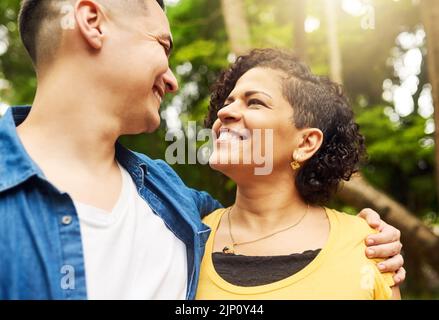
102, 1, 178, 134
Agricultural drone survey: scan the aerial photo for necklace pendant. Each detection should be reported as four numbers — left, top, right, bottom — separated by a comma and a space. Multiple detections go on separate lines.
222, 246, 234, 254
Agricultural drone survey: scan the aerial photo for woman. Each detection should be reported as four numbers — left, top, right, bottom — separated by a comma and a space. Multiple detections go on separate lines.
196, 49, 400, 299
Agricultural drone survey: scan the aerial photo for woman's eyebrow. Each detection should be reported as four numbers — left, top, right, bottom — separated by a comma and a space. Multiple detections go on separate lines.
244, 90, 273, 99
225, 96, 235, 104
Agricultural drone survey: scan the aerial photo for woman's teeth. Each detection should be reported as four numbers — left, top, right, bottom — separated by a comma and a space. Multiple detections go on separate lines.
218, 131, 243, 142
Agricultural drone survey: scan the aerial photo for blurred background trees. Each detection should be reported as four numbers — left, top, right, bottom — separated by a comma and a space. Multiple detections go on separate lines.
1, 0, 438, 298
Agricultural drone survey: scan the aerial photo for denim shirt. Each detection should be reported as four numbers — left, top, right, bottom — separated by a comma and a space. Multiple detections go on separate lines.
0, 106, 222, 300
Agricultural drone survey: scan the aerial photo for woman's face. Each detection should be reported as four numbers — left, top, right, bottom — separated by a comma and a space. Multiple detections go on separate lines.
209, 67, 304, 179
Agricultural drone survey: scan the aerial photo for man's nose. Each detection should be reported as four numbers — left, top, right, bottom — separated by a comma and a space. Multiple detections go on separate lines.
163, 68, 179, 93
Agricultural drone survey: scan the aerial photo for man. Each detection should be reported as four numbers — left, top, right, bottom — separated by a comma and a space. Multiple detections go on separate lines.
0, 0, 404, 299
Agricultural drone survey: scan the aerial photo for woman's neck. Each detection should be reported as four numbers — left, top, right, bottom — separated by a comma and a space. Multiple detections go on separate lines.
232, 173, 309, 233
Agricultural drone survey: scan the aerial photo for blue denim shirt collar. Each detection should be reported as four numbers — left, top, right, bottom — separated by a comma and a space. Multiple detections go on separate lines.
0, 106, 46, 193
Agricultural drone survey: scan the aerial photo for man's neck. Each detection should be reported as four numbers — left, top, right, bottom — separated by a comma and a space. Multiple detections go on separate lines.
17, 70, 122, 176
16, 82, 124, 210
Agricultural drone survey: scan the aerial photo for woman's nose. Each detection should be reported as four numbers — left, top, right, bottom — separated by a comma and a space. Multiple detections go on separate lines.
217, 102, 242, 123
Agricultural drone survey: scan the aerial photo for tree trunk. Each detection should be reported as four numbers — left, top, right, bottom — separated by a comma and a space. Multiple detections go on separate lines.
292, 0, 307, 61
220, 0, 252, 56
421, 0, 439, 206
338, 176, 439, 275
324, 0, 343, 84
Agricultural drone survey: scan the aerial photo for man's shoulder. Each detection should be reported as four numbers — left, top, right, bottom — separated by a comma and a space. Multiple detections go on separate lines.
123, 150, 194, 193
133, 151, 168, 167
132, 151, 181, 178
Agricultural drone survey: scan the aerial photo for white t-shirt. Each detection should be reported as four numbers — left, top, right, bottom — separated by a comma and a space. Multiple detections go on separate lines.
74, 163, 187, 300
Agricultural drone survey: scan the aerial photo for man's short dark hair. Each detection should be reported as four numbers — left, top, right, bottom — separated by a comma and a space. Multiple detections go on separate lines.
18, 0, 165, 67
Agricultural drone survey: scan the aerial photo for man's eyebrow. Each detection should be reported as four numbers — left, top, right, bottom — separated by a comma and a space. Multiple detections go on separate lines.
244, 90, 273, 99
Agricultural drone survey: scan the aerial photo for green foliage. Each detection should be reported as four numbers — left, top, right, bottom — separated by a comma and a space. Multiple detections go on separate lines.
357, 105, 436, 217
0, 1, 36, 104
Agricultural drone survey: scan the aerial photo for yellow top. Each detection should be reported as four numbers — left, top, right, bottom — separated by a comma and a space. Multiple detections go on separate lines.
196, 207, 395, 300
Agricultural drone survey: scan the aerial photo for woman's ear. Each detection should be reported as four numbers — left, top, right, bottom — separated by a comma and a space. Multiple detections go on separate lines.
75, 0, 106, 50
294, 128, 324, 162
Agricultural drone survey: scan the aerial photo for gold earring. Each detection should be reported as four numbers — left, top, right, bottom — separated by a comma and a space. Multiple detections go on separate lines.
291, 159, 301, 170
291, 151, 302, 170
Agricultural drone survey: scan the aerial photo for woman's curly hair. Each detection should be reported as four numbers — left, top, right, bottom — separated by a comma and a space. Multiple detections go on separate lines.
205, 48, 366, 205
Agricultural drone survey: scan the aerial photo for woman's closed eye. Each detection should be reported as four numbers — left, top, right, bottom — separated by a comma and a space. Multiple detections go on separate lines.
248, 98, 269, 109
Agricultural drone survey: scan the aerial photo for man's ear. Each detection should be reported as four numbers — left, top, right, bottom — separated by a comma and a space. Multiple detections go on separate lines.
75, 0, 106, 50
294, 128, 324, 162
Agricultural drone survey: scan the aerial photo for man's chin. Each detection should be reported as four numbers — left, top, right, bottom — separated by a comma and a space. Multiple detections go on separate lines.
138, 107, 161, 133
123, 115, 160, 135
145, 123, 160, 133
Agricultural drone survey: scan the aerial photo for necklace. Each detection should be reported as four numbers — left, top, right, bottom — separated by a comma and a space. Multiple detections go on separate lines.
222, 204, 310, 254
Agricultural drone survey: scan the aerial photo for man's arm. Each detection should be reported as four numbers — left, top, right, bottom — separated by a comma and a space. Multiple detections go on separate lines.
150, 159, 223, 218
358, 208, 405, 285
391, 286, 401, 300
188, 188, 223, 219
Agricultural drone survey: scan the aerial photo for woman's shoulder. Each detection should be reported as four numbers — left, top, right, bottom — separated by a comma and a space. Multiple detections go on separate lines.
326, 207, 378, 238
202, 208, 228, 228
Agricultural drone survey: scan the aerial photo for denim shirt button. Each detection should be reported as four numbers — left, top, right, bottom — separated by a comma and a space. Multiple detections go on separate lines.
61, 215, 73, 225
